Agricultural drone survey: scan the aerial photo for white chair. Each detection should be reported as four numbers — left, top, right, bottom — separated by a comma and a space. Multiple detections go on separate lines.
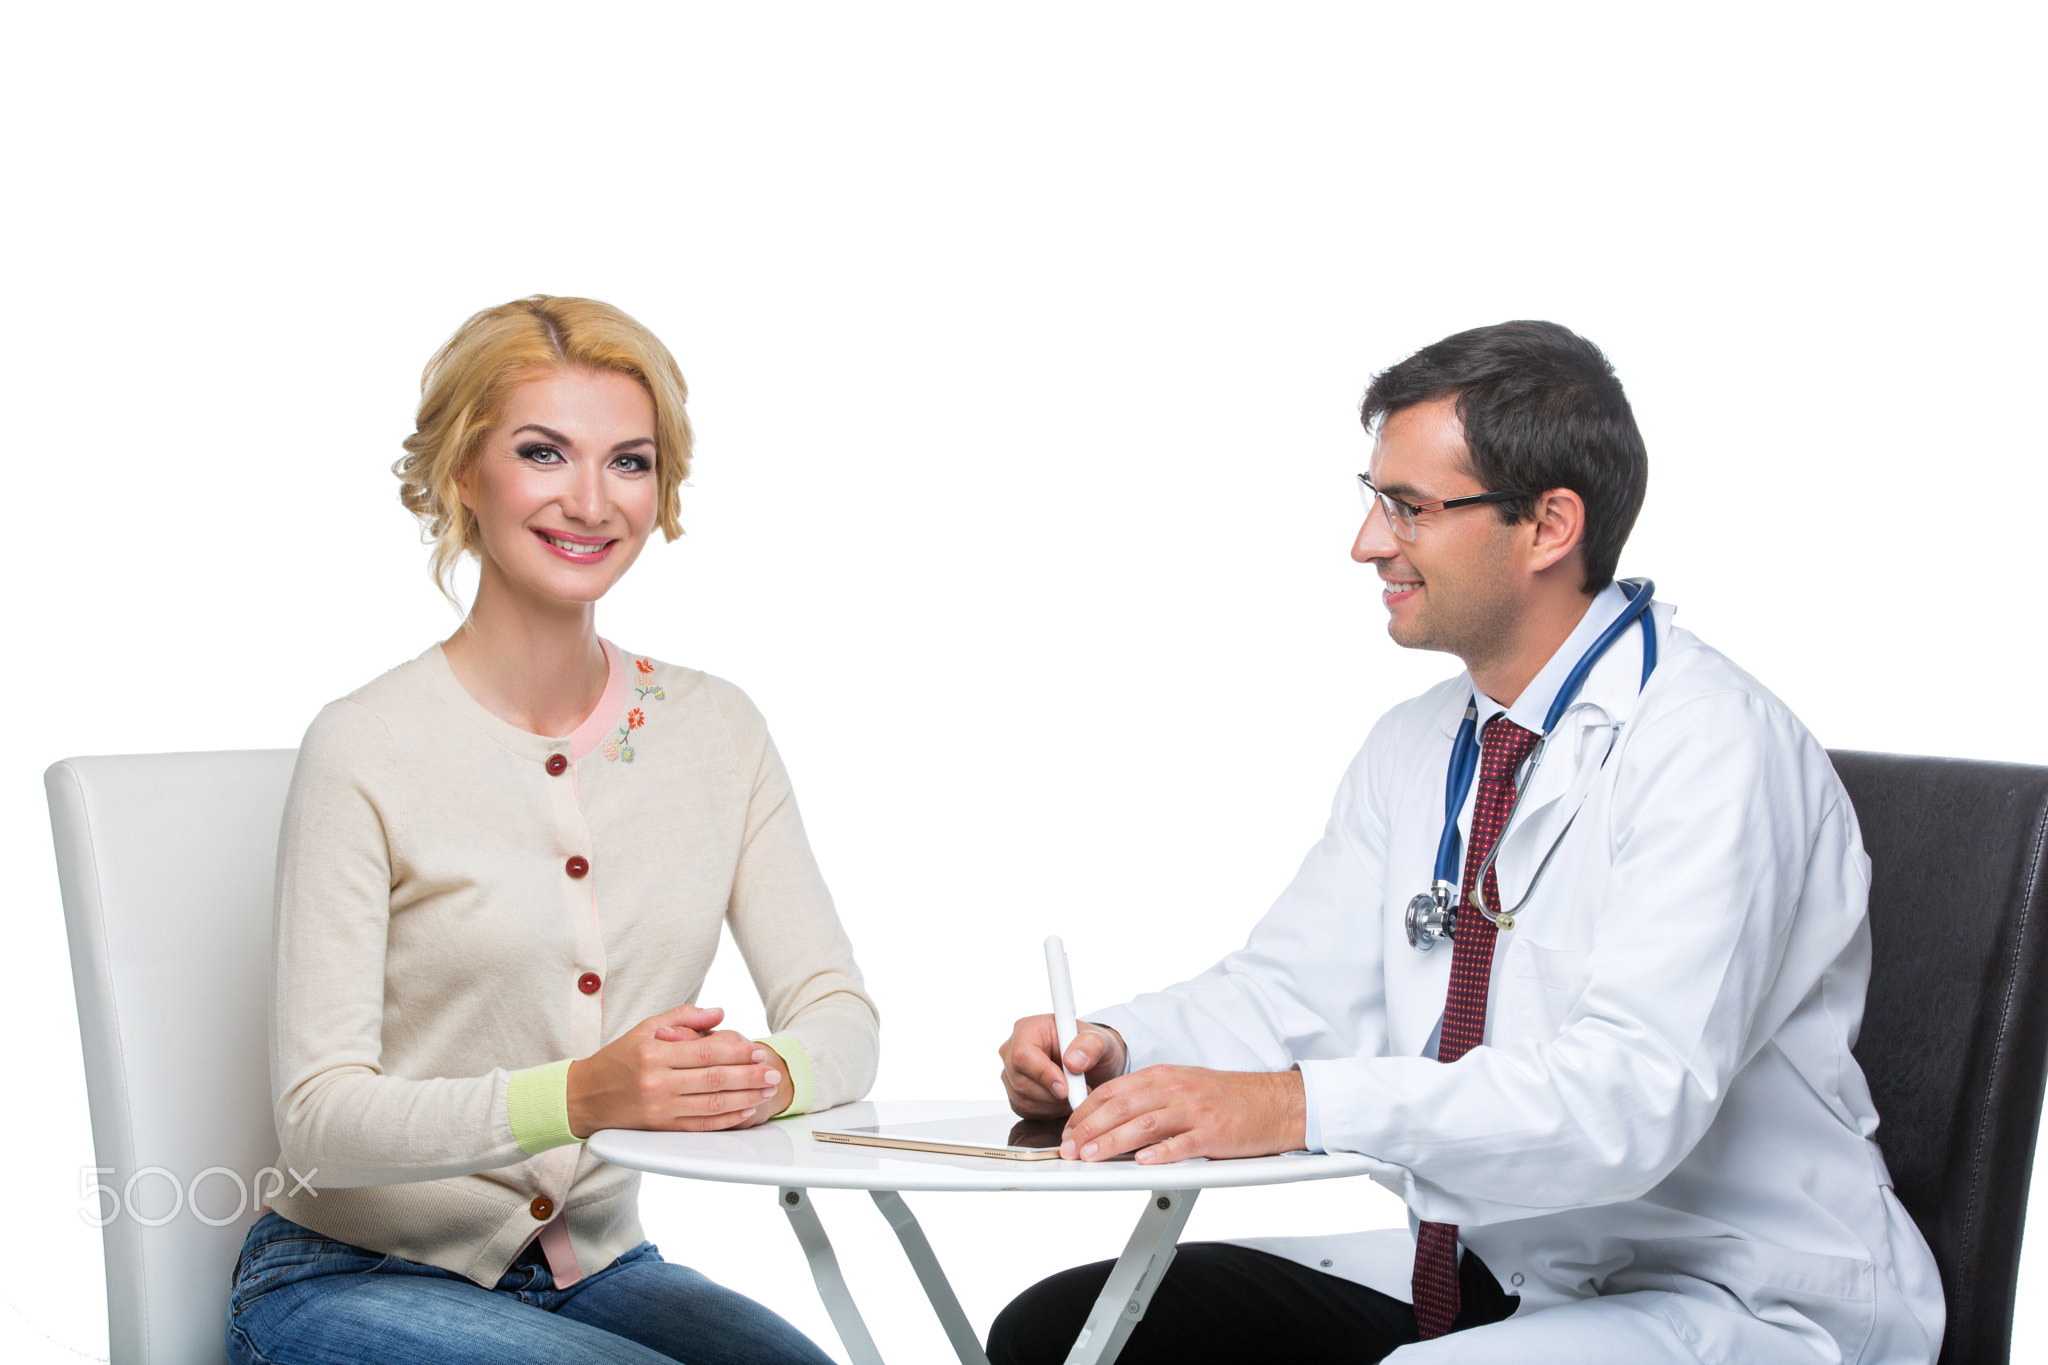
47, 750, 299, 1365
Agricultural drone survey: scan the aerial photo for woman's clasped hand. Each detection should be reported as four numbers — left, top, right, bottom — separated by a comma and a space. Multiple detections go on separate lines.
567, 1005, 794, 1135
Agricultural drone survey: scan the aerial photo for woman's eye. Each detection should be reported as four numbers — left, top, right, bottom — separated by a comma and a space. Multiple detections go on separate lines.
516, 443, 566, 464
612, 454, 654, 473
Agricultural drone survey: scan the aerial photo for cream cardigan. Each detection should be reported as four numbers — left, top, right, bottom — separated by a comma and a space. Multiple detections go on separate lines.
265, 640, 879, 1285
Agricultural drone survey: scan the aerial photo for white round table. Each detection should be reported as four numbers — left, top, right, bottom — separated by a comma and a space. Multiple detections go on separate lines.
589, 1101, 1378, 1365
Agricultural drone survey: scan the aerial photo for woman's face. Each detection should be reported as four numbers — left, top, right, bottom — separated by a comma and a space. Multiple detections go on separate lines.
459, 367, 660, 610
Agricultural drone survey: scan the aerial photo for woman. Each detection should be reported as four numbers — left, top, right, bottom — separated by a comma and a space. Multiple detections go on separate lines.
227, 296, 877, 1365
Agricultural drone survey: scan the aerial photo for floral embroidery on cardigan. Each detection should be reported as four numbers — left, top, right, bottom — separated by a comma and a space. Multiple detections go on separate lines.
604, 658, 666, 763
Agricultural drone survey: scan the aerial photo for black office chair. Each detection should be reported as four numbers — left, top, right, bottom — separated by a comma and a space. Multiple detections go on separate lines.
1831, 751, 2048, 1365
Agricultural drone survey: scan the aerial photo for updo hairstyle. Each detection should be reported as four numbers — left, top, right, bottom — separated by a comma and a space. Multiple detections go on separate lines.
394, 295, 692, 597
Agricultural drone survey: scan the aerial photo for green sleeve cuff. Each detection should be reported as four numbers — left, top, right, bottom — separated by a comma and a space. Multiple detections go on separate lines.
756, 1034, 815, 1118
509, 1059, 580, 1155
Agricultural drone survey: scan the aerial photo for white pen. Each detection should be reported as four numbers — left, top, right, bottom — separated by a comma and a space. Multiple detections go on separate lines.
1044, 934, 1088, 1107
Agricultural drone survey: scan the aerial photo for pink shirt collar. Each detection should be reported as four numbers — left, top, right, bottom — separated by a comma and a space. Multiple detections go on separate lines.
423, 637, 631, 766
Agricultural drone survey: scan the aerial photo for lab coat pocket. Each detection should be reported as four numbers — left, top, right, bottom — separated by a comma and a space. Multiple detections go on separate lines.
1640, 1236, 1875, 1363
1508, 942, 1594, 1035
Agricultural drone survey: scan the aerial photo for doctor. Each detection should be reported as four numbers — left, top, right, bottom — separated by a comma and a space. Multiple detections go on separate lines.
989, 321, 1944, 1364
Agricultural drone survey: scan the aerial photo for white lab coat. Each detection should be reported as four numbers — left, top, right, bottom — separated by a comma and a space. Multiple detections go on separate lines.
1090, 589, 1945, 1364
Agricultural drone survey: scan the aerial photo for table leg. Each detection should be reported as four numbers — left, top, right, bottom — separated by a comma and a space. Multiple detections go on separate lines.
778, 1187, 885, 1365
869, 1190, 991, 1365
1062, 1189, 1198, 1365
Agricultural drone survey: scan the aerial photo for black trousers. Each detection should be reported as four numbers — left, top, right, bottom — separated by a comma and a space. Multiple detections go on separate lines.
986, 1242, 1517, 1365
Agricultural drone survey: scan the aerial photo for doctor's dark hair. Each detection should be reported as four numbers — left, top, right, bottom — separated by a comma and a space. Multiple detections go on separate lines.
1359, 320, 1647, 595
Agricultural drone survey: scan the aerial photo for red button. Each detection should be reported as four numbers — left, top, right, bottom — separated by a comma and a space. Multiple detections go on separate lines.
565, 856, 589, 879
546, 754, 568, 776
530, 1196, 554, 1220
578, 972, 601, 995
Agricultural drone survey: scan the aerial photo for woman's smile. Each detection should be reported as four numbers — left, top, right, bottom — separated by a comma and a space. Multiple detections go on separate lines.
533, 527, 617, 561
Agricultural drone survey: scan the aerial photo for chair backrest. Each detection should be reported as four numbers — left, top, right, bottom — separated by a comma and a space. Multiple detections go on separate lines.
47, 750, 299, 1365
1831, 750, 2048, 1365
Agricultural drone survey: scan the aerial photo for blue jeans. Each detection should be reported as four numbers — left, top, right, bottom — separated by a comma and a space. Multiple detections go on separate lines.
225, 1211, 834, 1365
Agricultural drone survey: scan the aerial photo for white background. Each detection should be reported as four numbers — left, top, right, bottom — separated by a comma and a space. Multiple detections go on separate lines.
4, 4, 2043, 1361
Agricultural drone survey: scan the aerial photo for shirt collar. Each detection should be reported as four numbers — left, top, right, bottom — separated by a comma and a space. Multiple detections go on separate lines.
1471, 581, 1632, 735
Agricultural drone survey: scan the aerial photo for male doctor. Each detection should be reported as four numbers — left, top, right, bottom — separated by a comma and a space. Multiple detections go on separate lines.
989, 321, 1944, 1364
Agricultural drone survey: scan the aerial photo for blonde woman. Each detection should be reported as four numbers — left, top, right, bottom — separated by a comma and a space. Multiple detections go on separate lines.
227, 297, 876, 1365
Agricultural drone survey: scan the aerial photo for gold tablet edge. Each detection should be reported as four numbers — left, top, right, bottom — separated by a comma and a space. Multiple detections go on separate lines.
811, 1131, 1064, 1161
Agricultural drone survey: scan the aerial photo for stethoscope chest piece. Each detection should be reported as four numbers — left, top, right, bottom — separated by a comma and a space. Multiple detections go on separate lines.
1405, 882, 1456, 952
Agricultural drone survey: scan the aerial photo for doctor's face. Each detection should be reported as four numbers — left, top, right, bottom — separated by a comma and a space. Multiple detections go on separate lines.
1352, 397, 1523, 663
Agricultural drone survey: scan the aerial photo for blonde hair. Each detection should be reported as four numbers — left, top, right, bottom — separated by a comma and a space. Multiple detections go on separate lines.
394, 295, 692, 598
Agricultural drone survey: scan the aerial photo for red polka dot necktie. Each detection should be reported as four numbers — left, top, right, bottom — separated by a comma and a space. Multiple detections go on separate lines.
1411, 714, 1540, 1339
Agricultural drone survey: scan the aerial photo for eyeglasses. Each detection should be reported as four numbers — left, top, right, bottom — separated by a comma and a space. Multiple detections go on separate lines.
1356, 473, 1525, 542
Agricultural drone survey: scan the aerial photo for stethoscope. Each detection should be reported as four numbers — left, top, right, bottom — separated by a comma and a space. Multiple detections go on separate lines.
1404, 578, 1658, 953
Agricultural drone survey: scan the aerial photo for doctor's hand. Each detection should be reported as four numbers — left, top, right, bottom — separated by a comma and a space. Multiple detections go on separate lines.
567, 1005, 786, 1138
1000, 1013, 1127, 1119
1061, 1065, 1306, 1165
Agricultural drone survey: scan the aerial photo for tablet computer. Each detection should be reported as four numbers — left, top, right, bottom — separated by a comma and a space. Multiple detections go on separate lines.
811, 1114, 1068, 1161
